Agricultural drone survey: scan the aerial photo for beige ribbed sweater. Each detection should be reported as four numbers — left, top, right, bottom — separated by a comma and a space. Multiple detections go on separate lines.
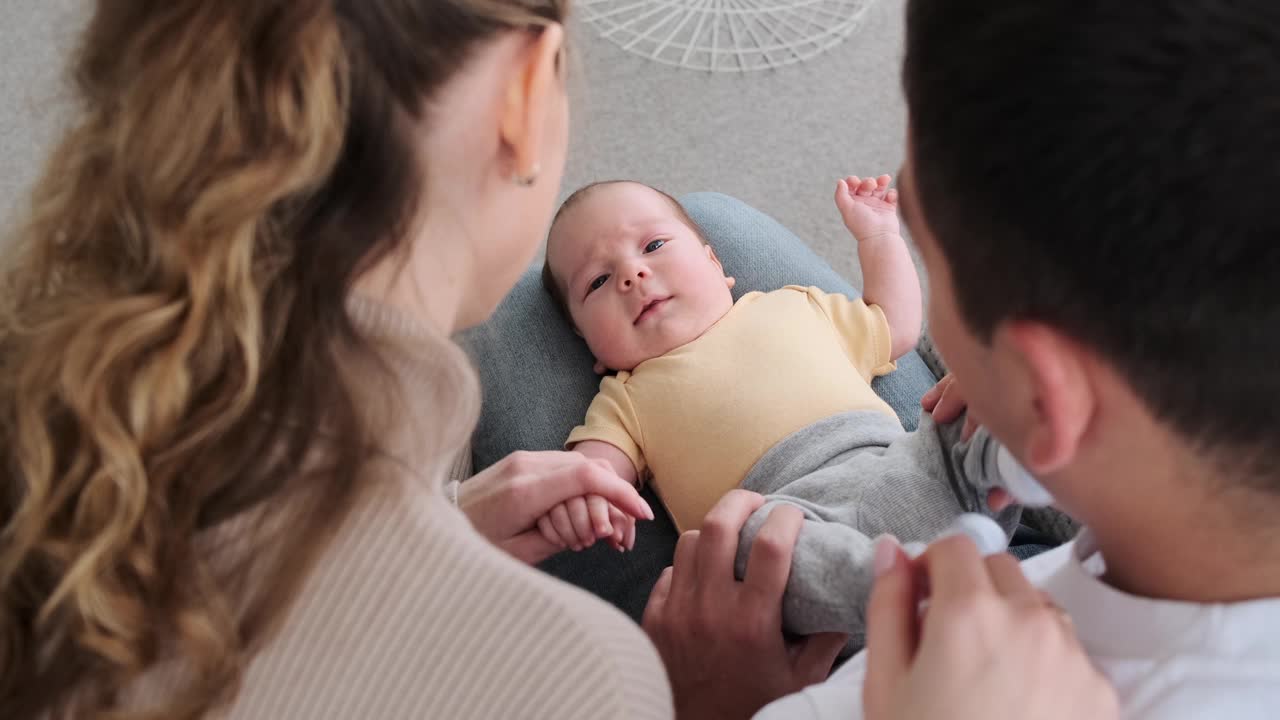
131, 297, 673, 719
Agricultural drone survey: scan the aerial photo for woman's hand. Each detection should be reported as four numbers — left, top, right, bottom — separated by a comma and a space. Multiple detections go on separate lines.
921, 373, 977, 440
642, 490, 847, 719
863, 535, 1119, 720
458, 450, 654, 564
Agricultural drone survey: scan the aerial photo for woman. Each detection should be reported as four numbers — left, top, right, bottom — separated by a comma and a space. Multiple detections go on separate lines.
0, 0, 1112, 718
0, 1, 665, 717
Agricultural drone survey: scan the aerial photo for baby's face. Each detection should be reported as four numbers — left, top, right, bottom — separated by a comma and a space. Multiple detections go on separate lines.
548, 183, 735, 371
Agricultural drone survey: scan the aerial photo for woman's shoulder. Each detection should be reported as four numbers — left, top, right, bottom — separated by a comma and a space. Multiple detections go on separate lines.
228, 472, 672, 719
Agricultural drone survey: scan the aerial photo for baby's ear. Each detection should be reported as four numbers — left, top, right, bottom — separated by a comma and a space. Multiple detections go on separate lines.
704, 245, 735, 289
593, 359, 607, 375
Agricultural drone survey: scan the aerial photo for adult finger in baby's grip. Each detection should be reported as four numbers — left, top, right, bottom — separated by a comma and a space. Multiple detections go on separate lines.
565, 461, 655, 522
503, 529, 565, 566
742, 503, 804, 602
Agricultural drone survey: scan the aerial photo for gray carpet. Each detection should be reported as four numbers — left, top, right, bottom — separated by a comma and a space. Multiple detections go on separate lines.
1, 0, 917, 291
561, 0, 911, 287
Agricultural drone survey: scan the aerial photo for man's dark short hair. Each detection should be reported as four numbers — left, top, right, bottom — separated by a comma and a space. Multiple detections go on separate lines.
904, 0, 1280, 488
541, 181, 710, 324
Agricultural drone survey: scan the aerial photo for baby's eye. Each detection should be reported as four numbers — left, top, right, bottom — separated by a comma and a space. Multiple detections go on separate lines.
587, 274, 610, 294
644, 239, 666, 253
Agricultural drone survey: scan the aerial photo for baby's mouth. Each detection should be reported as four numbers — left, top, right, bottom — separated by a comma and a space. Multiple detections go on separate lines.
634, 296, 671, 325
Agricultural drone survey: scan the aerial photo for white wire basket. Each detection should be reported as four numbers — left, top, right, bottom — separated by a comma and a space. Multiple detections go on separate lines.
580, 0, 876, 72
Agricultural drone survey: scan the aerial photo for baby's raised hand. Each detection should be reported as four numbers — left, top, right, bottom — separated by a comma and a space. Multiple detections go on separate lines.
536, 494, 636, 553
835, 174, 901, 242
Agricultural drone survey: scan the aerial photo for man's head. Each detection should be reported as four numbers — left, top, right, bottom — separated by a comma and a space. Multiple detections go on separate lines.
901, 0, 1280, 511
543, 181, 736, 372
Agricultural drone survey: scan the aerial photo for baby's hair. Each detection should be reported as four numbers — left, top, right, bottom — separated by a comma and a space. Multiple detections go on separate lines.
542, 181, 709, 324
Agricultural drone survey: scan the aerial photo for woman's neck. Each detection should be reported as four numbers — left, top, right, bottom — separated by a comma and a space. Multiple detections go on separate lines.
352, 220, 471, 335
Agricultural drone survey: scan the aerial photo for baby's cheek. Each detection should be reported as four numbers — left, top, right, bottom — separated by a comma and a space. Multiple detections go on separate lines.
583, 315, 630, 364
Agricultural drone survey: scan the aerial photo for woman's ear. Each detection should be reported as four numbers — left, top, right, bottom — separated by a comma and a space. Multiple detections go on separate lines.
499, 24, 565, 181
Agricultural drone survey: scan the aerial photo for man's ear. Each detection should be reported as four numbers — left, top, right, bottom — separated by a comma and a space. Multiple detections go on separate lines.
1000, 321, 1096, 474
704, 245, 736, 289
499, 24, 565, 180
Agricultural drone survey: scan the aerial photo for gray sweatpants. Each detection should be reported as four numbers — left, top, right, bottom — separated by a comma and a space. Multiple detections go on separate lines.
733, 411, 1020, 651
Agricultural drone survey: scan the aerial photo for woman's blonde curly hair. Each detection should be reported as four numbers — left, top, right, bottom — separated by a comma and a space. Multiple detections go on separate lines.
0, 0, 566, 717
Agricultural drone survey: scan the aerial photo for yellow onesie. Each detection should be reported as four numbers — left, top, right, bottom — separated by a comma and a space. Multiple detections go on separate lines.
566, 285, 900, 532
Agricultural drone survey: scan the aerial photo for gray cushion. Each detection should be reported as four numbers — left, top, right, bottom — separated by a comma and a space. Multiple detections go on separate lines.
457, 192, 939, 622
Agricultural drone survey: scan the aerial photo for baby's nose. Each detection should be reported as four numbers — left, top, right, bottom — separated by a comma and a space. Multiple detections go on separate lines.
622, 267, 649, 288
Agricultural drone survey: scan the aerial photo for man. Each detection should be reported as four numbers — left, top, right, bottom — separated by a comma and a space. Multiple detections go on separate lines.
645, 2, 1280, 718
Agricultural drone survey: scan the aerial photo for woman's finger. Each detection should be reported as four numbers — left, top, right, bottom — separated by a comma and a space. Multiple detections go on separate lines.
549, 503, 579, 551
741, 504, 804, 601
495, 454, 654, 524
564, 461, 655, 521
502, 529, 565, 565
863, 537, 916, 719
567, 496, 594, 546
625, 516, 636, 551
695, 489, 766, 585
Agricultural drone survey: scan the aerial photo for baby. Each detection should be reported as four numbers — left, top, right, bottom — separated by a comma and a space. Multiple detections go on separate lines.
540, 179, 1022, 648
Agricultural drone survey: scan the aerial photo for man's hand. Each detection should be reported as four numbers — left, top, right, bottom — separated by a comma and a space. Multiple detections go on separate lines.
922, 373, 978, 441
642, 490, 846, 718
864, 535, 1118, 720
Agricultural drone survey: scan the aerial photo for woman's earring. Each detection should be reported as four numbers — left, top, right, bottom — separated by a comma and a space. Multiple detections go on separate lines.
513, 162, 541, 187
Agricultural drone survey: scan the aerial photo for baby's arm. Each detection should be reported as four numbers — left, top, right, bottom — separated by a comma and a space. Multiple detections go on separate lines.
835, 175, 923, 359
573, 439, 639, 487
